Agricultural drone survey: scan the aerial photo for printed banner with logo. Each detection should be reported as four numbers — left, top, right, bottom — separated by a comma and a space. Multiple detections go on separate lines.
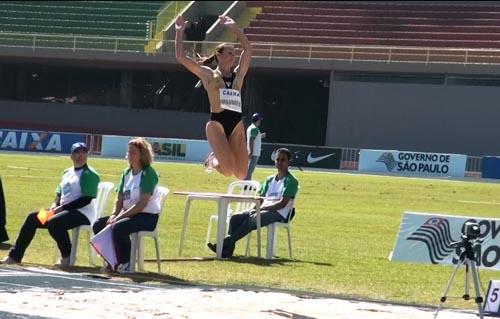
101, 135, 210, 162
390, 212, 500, 269
0, 129, 84, 154
359, 149, 466, 177
259, 143, 341, 169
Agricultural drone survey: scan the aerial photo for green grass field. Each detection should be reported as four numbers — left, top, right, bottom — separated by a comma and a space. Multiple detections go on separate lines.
2, 152, 500, 308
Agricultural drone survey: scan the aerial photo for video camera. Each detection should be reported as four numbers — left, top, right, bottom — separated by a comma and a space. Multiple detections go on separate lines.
463, 221, 481, 240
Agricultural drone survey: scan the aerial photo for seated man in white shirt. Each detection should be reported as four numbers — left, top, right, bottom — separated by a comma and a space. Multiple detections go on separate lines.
208, 148, 299, 258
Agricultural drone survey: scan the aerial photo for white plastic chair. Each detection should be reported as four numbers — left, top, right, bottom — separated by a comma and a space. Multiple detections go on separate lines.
245, 188, 299, 259
204, 180, 260, 251
54, 181, 114, 266
129, 186, 169, 273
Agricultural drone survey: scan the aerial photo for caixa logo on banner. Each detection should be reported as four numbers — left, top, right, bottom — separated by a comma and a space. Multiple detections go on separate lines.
0, 130, 84, 153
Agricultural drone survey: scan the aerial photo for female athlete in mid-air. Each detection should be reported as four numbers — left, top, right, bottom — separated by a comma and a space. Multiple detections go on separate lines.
175, 14, 252, 179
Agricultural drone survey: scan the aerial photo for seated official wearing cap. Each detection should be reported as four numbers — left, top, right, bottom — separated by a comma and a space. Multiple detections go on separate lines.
1, 142, 100, 267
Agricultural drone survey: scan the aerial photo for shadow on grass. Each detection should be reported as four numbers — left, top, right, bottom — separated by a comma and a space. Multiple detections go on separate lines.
227, 256, 333, 267
142, 256, 332, 267
0, 242, 11, 250
58, 264, 195, 286
21, 255, 331, 291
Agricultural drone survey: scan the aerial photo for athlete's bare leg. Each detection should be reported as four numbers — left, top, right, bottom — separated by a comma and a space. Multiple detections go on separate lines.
206, 121, 235, 176
228, 121, 248, 180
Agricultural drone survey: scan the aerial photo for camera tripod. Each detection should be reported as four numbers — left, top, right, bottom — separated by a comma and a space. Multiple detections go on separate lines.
434, 236, 483, 319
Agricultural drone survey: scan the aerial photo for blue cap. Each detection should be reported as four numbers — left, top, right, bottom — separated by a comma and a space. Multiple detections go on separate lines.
252, 112, 263, 122
71, 142, 88, 153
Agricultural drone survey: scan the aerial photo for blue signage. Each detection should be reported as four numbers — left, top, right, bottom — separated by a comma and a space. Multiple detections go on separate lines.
0, 130, 85, 153
482, 157, 500, 179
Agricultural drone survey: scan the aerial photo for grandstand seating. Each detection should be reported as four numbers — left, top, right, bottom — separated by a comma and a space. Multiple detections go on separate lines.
0, 1, 166, 38
245, 1, 500, 49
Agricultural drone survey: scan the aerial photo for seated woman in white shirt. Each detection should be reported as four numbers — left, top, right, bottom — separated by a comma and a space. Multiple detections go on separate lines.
93, 137, 161, 273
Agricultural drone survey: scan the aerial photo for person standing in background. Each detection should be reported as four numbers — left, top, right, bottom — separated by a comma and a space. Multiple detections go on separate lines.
245, 113, 266, 180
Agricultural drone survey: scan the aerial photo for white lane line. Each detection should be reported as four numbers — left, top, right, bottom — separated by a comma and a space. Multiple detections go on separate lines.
458, 200, 500, 205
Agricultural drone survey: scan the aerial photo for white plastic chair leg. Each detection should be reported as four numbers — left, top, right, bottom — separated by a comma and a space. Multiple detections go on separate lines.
286, 228, 293, 259
129, 233, 138, 273
69, 227, 80, 266
266, 225, 276, 260
86, 230, 96, 266
205, 216, 215, 252
178, 199, 192, 256
154, 237, 161, 273
272, 227, 279, 257
138, 236, 145, 271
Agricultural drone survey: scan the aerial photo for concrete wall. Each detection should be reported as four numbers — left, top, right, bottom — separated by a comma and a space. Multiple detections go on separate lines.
326, 81, 500, 156
0, 100, 208, 139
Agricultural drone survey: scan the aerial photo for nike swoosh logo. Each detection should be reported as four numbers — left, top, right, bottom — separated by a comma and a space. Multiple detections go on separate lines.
307, 153, 335, 164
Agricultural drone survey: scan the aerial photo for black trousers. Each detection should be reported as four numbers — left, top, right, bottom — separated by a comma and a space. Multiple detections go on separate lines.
225, 209, 285, 247
93, 213, 158, 265
0, 177, 8, 242
8, 210, 89, 262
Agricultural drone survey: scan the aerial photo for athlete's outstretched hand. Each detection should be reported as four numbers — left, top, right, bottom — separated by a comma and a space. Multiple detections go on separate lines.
175, 15, 189, 31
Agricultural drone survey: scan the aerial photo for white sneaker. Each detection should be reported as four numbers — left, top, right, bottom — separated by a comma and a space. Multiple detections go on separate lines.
203, 152, 215, 173
55, 256, 71, 267
116, 262, 130, 274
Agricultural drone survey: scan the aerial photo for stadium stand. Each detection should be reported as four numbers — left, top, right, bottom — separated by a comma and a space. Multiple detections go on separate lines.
245, 1, 500, 49
0, 1, 165, 38
0, 1, 168, 51
240, 1, 500, 63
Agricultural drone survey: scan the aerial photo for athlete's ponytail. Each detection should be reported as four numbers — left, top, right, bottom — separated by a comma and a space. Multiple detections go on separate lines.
195, 52, 217, 66
194, 43, 233, 67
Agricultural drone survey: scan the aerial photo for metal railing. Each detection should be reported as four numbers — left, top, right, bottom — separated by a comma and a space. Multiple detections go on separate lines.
159, 40, 500, 66
0, 32, 149, 53
2, 32, 500, 66
241, 42, 500, 66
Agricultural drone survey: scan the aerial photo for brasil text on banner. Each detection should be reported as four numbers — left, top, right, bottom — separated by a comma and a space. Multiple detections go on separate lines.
390, 212, 500, 269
